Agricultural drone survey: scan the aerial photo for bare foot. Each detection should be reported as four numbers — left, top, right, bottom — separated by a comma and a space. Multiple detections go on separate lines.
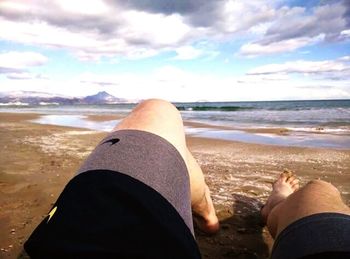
192, 185, 220, 234
261, 170, 300, 223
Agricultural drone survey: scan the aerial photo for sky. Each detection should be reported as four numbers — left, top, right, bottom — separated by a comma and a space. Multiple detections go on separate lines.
0, 0, 349, 102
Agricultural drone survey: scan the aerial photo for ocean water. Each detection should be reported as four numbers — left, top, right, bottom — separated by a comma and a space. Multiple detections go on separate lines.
1, 100, 350, 149
178, 100, 350, 134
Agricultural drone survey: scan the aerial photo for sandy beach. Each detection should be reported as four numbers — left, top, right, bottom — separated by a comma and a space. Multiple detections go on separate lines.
1, 112, 349, 259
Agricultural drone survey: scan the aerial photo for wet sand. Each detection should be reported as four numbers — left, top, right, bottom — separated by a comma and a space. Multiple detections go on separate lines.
0, 113, 349, 258
86, 114, 124, 122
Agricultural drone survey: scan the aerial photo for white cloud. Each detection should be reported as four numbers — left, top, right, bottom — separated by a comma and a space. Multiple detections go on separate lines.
237, 73, 290, 84
0, 51, 48, 69
121, 11, 191, 47
239, 2, 349, 57
0, 51, 48, 76
339, 56, 350, 61
247, 57, 350, 78
174, 46, 204, 60
239, 34, 325, 57
56, 0, 109, 15
219, 1, 276, 34
6, 72, 35, 80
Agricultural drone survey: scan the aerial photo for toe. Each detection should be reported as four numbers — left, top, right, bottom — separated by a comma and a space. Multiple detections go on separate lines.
290, 178, 299, 185
292, 183, 300, 191
283, 169, 293, 178
292, 179, 300, 188
287, 175, 296, 184
279, 172, 289, 182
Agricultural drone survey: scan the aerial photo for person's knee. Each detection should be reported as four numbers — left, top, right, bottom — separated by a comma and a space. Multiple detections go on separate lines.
136, 99, 182, 120
139, 99, 179, 113
305, 179, 340, 195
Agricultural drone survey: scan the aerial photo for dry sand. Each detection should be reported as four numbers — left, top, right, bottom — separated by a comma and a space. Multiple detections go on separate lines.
0, 113, 349, 259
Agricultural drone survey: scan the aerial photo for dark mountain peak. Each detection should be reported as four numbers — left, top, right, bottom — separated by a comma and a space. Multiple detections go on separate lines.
86, 91, 113, 99
95, 91, 112, 97
82, 91, 124, 104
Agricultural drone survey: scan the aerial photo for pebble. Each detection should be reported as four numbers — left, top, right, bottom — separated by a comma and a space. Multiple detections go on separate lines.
8, 245, 13, 248
10, 229, 15, 234
237, 227, 246, 233
221, 224, 230, 230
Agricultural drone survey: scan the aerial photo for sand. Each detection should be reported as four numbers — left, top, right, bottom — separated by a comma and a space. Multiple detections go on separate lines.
86, 114, 124, 122
0, 112, 349, 259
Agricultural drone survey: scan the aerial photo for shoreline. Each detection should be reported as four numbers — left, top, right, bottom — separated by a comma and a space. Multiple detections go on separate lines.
1, 112, 350, 258
6, 112, 349, 150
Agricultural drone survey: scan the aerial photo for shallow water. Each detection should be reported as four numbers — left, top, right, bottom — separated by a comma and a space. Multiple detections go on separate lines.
189, 128, 350, 149
32, 115, 120, 132
31, 115, 350, 149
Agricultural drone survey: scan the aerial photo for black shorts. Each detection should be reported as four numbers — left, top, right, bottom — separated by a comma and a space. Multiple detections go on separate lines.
272, 213, 350, 259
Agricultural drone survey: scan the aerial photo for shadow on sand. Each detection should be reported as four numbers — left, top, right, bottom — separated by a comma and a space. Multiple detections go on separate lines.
196, 194, 271, 259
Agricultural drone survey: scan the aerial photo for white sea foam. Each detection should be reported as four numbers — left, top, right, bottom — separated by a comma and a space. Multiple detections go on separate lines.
286, 127, 350, 134
0, 102, 29, 106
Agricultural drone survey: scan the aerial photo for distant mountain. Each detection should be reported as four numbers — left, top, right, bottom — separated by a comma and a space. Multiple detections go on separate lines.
0, 91, 130, 105
82, 91, 126, 104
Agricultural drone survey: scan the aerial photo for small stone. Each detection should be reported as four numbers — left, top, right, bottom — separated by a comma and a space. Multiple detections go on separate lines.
10, 229, 15, 233
8, 245, 13, 248
56, 174, 60, 177
221, 224, 230, 230
237, 227, 246, 233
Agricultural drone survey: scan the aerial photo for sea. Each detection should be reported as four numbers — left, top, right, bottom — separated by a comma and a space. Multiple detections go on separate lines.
1, 99, 350, 149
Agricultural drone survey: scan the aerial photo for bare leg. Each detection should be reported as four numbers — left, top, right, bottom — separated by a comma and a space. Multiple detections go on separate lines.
262, 171, 350, 238
114, 99, 219, 234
